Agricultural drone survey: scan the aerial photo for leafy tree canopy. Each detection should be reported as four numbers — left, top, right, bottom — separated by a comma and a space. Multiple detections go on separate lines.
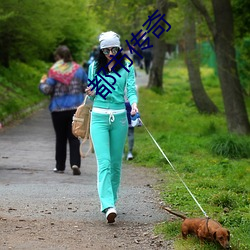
0, 0, 99, 66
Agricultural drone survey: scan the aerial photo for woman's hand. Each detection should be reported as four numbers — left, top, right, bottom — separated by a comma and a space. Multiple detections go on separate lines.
85, 86, 95, 97
131, 103, 138, 116
40, 74, 47, 84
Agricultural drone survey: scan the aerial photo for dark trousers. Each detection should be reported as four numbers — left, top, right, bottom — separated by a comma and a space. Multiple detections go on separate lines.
144, 59, 151, 74
51, 110, 80, 171
127, 127, 134, 152
125, 102, 134, 153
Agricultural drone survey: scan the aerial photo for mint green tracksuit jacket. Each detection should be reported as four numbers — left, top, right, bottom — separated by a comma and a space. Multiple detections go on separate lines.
88, 61, 138, 212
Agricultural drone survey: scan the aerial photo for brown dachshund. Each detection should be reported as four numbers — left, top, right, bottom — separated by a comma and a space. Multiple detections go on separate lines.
162, 207, 231, 249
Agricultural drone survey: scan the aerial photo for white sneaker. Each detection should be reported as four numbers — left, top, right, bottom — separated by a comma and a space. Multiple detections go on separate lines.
127, 152, 133, 160
105, 207, 117, 223
72, 165, 81, 175
53, 168, 64, 173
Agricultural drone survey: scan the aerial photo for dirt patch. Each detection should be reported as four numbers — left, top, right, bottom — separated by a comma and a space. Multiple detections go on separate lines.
0, 216, 174, 250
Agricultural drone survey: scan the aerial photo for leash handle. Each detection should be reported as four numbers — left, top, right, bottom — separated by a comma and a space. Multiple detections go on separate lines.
139, 118, 209, 218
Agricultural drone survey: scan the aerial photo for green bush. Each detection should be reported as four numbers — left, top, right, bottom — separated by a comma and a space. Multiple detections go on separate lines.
0, 60, 49, 122
210, 135, 250, 159
210, 191, 238, 209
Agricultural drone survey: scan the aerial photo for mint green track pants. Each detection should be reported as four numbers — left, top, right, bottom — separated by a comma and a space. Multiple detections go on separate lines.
90, 111, 128, 212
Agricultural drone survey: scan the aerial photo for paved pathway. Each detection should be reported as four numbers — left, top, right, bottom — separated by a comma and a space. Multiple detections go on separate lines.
135, 68, 149, 88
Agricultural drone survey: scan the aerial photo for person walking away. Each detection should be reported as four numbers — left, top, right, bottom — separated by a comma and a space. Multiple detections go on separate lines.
124, 83, 138, 160
39, 45, 87, 175
124, 46, 136, 77
133, 45, 143, 69
86, 46, 99, 71
125, 101, 135, 160
124, 47, 138, 160
85, 31, 138, 223
142, 47, 152, 74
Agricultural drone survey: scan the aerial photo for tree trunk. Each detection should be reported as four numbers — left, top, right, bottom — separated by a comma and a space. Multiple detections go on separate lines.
147, 0, 168, 90
148, 38, 166, 89
184, 4, 218, 114
191, 0, 250, 134
212, 0, 250, 134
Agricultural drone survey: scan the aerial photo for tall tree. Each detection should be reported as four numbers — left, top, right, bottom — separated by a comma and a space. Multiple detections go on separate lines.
148, 0, 176, 89
93, 0, 177, 91
91, 0, 155, 47
191, 0, 250, 134
184, 1, 218, 114
232, 0, 250, 96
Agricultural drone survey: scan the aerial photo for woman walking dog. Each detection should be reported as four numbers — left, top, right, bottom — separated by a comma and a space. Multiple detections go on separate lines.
85, 31, 138, 223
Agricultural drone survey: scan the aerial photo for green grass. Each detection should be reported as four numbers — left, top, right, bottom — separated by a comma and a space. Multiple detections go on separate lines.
128, 58, 250, 250
0, 60, 50, 123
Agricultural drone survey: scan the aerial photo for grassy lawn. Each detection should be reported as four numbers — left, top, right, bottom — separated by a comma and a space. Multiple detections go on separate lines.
128, 58, 250, 250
